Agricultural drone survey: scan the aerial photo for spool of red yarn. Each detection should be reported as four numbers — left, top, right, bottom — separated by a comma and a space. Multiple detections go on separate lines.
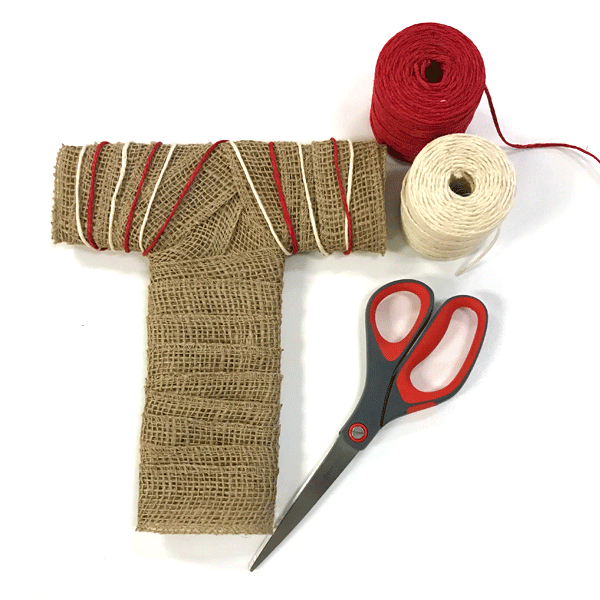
370, 23, 486, 163
371, 22, 600, 167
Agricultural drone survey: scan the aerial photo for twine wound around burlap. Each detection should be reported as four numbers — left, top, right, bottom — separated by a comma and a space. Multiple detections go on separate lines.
52, 140, 386, 534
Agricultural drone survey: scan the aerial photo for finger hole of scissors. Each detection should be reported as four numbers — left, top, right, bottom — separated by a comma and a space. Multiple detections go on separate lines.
374, 291, 422, 343
409, 306, 479, 393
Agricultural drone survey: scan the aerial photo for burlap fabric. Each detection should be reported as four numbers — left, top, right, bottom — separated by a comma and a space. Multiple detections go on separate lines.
52, 140, 386, 534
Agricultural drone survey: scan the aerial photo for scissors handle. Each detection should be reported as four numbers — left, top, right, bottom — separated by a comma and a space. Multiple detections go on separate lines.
383, 295, 488, 425
341, 284, 487, 449
340, 280, 435, 448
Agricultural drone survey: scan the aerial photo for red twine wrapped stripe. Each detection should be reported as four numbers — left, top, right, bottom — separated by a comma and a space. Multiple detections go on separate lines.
268, 141, 299, 255
124, 141, 162, 252
331, 137, 353, 255
370, 22, 600, 166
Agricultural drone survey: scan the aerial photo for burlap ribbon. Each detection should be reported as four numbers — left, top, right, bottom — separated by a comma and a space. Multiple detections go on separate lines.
52, 140, 386, 534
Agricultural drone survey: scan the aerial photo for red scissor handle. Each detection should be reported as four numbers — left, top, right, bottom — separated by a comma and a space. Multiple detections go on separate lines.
396, 295, 488, 407
368, 280, 434, 362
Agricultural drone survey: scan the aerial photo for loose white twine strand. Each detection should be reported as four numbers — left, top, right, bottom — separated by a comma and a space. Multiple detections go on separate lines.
75, 145, 94, 249
400, 134, 516, 275
108, 141, 130, 251
138, 143, 178, 252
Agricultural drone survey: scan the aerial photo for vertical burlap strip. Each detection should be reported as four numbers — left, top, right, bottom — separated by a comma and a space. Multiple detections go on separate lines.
52, 140, 386, 534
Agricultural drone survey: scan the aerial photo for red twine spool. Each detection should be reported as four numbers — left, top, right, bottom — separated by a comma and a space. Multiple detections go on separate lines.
371, 22, 600, 166
371, 23, 485, 163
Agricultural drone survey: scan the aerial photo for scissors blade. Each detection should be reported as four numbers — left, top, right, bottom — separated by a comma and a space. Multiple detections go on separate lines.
249, 436, 359, 571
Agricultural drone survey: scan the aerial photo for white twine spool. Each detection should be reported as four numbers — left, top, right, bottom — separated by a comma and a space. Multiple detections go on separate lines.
400, 134, 516, 274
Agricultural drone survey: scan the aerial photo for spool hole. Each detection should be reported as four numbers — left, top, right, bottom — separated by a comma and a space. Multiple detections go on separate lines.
424, 60, 443, 83
449, 173, 474, 197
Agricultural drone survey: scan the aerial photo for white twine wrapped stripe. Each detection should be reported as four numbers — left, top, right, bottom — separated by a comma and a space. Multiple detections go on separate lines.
297, 142, 328, 256
108, 141, 131, 251
400, 134, 516, 274
74, 145, 94, 249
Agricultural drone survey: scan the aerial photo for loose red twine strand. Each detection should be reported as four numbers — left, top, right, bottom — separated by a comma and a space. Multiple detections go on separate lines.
124, 141, 163, 252
331, 137, 353, 255
87, 141, 109, 250
268, 142, 299, 255
370, 22, 600, 166
483, 87, 600, 166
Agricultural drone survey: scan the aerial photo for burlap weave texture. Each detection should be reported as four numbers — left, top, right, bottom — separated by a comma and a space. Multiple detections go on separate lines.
52, 140, 386, 534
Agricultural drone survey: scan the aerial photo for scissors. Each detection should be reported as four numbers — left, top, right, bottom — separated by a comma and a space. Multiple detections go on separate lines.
249, 279, 488, 571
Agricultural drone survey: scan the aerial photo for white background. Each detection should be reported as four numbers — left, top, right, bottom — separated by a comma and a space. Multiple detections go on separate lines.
2, 1, 599, 598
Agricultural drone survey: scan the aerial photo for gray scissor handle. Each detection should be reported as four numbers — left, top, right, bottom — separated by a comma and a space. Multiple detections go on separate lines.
340, 279, 434, 449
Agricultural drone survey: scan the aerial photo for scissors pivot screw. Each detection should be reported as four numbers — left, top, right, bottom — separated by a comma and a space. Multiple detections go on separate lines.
348, 423, 368, 443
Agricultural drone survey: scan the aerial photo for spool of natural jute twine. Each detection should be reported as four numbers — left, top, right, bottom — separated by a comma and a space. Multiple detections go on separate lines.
401, 134, 516, 275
